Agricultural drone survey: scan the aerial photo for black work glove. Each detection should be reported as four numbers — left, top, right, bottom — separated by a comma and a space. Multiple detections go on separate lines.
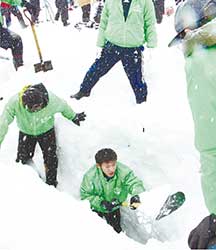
101, 198, 120, 212
130, 195, 141, 210
21, 0, 37, 16
72, 112, 86, 126
188, 214, 216, 249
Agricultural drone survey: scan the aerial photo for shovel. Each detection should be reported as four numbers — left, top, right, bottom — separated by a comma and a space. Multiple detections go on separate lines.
23, 9, 53, 73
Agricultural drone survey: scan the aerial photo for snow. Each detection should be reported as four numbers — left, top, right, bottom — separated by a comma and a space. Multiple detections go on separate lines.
0, 4, 209, 250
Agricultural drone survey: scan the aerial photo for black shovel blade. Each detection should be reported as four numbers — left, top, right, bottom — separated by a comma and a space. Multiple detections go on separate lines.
42, 60, 53, 72
34, 62, 43, 73
34, 60, 53, 73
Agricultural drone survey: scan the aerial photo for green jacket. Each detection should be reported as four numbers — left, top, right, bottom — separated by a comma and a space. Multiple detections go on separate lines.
0, 92, 76, 145
97, 0, 157, 48
183, 18, 216, 214
80, 162, 145, 213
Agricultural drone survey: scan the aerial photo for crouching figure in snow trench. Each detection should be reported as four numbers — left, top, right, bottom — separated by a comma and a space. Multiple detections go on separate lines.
0, 83, 86, 187
71, 0, 157, 104
168, 0, 216, 248
80, 148, 145, 233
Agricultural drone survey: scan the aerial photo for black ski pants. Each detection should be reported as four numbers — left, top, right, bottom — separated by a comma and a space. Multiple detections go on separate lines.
153, 0, 164, 24
81, 3, 91, 22
0, 25, 23, 63
96, 208, 122, 233
16, 128, 58, 186
80, 41, 147, 104
55, 0, 68, 23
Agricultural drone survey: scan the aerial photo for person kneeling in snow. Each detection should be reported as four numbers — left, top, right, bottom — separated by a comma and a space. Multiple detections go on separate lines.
169, 0, 216, 248
80, 148, 145, 233
0, 83, 86, 187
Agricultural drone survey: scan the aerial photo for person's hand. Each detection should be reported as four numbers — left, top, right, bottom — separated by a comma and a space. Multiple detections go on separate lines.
188, 214, 216, 249
101, 198, 120, 212
72, 112, 86, 126
130, 195, 141, 210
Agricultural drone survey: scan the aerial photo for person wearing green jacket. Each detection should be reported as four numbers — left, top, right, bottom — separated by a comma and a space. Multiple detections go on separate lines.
168, 0, 216, 248
80, 148, 145, 233
71, 0, 157, 104
0, 0, 35, 69
0, 83, 86, 187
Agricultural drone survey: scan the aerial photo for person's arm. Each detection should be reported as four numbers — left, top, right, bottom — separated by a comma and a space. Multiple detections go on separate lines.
0, 98, 16, 146
96, 1, 109, 48
80, 174, 104, 211
143, 0, 157, 48
124, 170, 145, 196
183, 19, 216, 57
51, 93, 77, 120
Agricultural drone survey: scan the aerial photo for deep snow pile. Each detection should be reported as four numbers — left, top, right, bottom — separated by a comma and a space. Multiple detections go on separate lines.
0, 4, 209, 249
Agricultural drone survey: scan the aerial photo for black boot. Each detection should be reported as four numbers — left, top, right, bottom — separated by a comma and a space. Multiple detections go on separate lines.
63, 21, 70, 26
70, 91, 90, 100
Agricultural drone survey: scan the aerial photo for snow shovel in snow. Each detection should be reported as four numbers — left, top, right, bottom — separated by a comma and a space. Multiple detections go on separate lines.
23, 9, 53, 73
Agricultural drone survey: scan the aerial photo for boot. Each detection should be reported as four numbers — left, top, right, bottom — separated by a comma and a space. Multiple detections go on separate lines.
70, 90, 90, 100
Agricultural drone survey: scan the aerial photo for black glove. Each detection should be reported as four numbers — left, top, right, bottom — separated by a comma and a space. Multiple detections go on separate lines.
130, 195, 141, 210
21, 0, 37, 16
72, 112, 86, 126
101, 198, 120, 212
188, 214, 216, 249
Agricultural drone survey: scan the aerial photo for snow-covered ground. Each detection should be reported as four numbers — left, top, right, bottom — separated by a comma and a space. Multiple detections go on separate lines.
0, 3, 209, 250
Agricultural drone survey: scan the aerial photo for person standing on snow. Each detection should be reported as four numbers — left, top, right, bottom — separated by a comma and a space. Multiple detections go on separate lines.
0, 0, 36, 70
0, 83, 86, 187
80, 148, 145, 233
54, 0, 70, 26
71, 0, 157, 104
168, 0, 216, 248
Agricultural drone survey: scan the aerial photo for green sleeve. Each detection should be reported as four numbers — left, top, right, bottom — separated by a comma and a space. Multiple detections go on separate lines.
143, 0, 157, 48
0, 98, 16, 145
51, 93, 76, 121
124, 170, 145, 196
96, 2, 109, 48
80, 175, 104, 212
3, 0, 22, 6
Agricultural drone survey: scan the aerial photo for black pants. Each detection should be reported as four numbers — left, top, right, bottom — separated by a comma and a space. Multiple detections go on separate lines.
16, 128, 58, 187
29, 0, 40, 22
80, 41, 147, 104
55, 0, 69, 23
81, 4, 90, 22
96, 209, 122, 233
153, 0, 164, 24
0, 25, 23, 66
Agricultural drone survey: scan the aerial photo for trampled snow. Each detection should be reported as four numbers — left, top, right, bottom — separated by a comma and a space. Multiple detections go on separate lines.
0, 3, 209, 249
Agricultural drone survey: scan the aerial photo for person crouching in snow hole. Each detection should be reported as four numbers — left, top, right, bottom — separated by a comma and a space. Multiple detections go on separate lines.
80, 148, 145, 233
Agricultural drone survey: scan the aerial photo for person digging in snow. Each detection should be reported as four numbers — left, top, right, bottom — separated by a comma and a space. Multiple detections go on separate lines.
80, 148, 144, 233
0, 83, 86, 187
71, 0, 157, 104
169, 0, 216, 248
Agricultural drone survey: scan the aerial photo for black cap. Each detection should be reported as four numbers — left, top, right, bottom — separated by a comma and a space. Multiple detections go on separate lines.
22, 83, 49, 112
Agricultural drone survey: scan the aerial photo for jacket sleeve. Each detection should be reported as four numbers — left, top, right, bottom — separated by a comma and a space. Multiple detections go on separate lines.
143, 0, 157, 48
124, 170, 145, 196
96, 1, 109, 48
0, 98, 16, 145
183, 19, 216, 57
80, 174, 104, 211
51, 93, 76, 121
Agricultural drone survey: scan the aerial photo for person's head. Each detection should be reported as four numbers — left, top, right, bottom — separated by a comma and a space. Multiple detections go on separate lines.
21, 83, 49, 112
168, 0, 216, 47
95, 148, 117, 177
